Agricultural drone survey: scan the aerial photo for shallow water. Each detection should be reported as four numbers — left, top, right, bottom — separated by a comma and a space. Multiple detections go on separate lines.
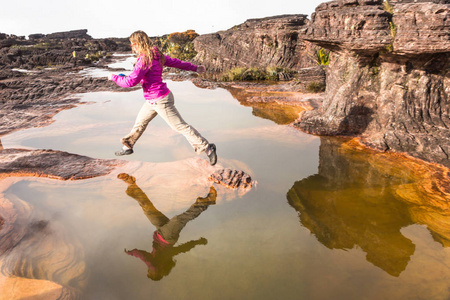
1, 75, 450, 299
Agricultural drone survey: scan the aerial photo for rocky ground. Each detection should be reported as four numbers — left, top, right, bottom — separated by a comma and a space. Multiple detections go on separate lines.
0, 30, 132, 136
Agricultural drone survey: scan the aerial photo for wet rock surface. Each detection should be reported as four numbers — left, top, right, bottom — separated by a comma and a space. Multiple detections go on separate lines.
209, 169, 254, 189
295, 0, 450, 168
0, 177, 87, 300
0, 148, 124, 180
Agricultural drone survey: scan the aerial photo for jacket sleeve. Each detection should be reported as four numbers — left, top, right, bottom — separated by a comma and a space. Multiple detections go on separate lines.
111, 57, 147, 87
164, 55, 198, 72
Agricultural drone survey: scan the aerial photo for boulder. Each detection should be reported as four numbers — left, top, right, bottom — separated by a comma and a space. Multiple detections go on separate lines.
302, 0, 393, 54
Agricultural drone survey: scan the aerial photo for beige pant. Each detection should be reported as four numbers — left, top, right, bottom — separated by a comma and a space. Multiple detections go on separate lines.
122, 92, 209, 154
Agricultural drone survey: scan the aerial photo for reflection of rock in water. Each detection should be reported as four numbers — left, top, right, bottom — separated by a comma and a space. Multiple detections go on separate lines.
287, 137, 450, 277
223, 85, 321, 125
0, 191, 86, 299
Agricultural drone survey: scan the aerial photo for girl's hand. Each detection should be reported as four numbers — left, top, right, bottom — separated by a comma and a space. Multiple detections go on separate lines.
197, 65, 206, 73
108, 74, 113, 80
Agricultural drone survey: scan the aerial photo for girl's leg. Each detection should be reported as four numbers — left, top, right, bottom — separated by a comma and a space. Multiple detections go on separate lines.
155, 92, 209, 154
121, 102, 158, 149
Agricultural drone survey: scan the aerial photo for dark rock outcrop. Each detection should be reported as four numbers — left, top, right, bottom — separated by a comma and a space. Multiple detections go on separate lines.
0, 35, 129, 70
29, 29, 92, 40
295, 0, 450, 167
193, 15, 317, 72
0, 29, 129, 72
0, 148, 124, 180
0, 33, 30, 49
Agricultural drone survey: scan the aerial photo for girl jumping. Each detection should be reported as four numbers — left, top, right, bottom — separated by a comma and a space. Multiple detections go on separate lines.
108, 30, 217, 166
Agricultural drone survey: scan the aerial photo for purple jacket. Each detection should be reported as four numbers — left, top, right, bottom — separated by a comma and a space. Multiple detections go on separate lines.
111, 49, 198, 103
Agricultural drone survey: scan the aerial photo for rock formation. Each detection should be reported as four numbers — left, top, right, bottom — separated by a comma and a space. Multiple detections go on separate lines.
0, 30, 129, 70
0, 29, 131, 137
29, 29, 92, 40
193, 15, 317, 72
295, 0, 450, 167
0, 148, 123, 180
209, 169, 254, 189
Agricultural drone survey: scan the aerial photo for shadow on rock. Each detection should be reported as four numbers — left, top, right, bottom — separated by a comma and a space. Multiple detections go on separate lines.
337, 105, 374, 135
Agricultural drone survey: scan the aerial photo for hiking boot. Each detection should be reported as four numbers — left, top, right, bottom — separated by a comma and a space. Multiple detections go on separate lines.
115, 148, 134, 156
207, 144, 217, 166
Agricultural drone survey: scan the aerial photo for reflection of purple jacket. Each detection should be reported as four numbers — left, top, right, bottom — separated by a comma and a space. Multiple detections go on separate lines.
111, 49, 198, 103
125, 230, 206, 280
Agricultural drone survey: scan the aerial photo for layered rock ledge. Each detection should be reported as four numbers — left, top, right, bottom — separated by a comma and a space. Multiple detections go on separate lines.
193, 15, 317, 72
295, 0, 450, 167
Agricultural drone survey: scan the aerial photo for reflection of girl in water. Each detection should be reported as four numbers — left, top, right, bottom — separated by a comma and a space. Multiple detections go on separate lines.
118, 173, 216, 281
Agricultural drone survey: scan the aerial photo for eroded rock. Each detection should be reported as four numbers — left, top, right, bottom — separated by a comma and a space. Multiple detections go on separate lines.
209, 169, 253, 189
303, 0, 393, 53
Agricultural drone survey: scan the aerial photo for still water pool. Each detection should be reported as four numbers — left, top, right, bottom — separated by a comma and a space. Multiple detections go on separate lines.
1, 70, 450, 299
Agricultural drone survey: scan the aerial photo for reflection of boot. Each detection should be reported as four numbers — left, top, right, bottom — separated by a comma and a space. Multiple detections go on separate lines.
118, 173, 136, 185
195, 186, 217, 206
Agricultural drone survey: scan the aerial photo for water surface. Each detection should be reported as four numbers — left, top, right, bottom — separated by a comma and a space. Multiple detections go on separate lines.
1, 76, 449, 299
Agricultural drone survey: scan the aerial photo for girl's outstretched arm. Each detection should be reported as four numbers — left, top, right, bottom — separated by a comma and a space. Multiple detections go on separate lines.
109, 57, 146, 87
164, 55, 202, 72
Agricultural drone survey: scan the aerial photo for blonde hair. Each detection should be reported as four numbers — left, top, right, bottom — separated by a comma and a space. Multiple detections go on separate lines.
129, 30, 165, 68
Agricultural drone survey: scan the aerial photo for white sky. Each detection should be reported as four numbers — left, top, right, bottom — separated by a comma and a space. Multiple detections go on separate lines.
1, 0, 325, 39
